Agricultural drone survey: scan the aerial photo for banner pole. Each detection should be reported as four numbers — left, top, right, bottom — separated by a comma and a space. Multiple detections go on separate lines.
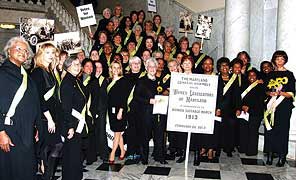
185, 131, 191, 169
88, 26, 92, 34
200, 37, 204, 51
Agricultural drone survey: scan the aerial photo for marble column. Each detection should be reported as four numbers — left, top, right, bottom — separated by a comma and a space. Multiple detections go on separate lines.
277, 1, 296, 160
224, 0, 250, 59
277, 0, 296, 75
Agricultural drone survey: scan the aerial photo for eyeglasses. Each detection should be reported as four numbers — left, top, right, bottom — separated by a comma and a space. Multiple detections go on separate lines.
14, 46, 29, 55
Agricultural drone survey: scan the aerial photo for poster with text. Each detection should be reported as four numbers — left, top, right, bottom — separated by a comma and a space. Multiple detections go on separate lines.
76, 3, 97, 27
54, 31, 81, 54
20, 17, 54, 46
195, 14, 213, 39
167, 72, 218, 134
147, 0, 157, 12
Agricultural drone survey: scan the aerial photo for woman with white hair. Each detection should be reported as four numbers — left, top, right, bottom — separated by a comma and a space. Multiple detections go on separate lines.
93, 8, 112, 40
0, 37, 42, 180
31, 43, 63, 180
133, 58, 168, 165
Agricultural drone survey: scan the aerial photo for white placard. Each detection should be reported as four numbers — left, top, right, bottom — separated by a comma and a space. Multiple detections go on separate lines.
147, 0, 157, 12
167, 72, 218, 134
237, 112, 249, 122
153, 95, 169, 115
76, 4, 97, 28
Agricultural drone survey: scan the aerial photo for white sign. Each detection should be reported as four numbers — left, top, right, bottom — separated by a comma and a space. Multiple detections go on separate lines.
147, 0, 157, 12
167, 72, 218, 134
76, 4, 97, 27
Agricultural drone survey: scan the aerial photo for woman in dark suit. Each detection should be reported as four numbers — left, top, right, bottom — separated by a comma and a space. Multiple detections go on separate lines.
31, 43, 63, 180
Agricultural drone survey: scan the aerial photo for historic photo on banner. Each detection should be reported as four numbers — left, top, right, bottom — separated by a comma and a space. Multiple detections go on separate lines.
167, 72, 218, 134
179, 12, 194, 33
54, 31, 82, 54
195, 14, 213, 39
20, 17, 54, 46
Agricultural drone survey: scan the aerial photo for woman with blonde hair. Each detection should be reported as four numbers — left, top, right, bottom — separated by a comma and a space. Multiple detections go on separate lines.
31, 43, 63, 180
107, 61, 129, 163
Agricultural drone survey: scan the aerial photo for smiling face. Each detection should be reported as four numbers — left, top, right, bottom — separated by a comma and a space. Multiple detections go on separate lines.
8, 41, 30, 67
130, 60, 141, 73
202, 58, 213, 74
248, 71, 257, 83
219, 62, 229, 75
232, 63, 242, 75
145, 38, 154, 50
261, 63, 272, 74
274, 56, 286, 69
95, 62, 103, 76
83, 61, 93, 75
147, 60, 157, 77
90, 50, 99, 61
110, 62, 122, 77
181, 59, 193, 73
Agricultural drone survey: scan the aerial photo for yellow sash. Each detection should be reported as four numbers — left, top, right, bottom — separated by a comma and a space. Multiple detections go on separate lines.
83, 75, 91, 86
115, 45, 122, 53
194, 53, 206, 68
241, 80, 259, 99
124, 30, 132, 45
136, 36, 143, 51
127, 72, 146, 112
162, 74, 171, 84
171, 47, 176, 55
98, 76, 105, 87
156, 25, 162, 35
107, 76, 122, 93
223, 74, 237, 96
4, 66, 27, 125
99, 47, 103, 56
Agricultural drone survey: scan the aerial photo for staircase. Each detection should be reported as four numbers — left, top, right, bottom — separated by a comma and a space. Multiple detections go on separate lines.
0, 0, 93, 55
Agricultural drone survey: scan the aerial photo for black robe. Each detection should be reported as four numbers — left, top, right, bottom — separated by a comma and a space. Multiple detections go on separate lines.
0, 60, 42, 180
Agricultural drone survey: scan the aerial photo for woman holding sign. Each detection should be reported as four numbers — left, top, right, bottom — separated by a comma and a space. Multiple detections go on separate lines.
264, 51, 295, 167
60, 57, 86, 180
31, 43, 63, 180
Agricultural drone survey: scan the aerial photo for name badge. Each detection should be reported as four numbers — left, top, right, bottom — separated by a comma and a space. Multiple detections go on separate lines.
112, 107, 116, 114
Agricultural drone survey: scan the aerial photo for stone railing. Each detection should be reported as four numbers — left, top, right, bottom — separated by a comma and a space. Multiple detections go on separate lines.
0, 0, 45, 12
49, 0, 93, 55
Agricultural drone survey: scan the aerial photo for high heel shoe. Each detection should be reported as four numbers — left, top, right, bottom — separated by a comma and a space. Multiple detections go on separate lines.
119, 155, 125, 160
108, 160, 115, 164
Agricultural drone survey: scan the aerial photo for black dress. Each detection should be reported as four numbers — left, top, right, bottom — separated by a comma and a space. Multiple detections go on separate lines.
0, 60, 42, 180
107, 77, 129, 132
264, 70, 295, 157
60, 72, 88, 180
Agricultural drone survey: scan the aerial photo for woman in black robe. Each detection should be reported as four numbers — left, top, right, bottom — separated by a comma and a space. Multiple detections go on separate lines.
60, 57, 88, 180
107, 61, 129, 164
31, 43, 63, 180
264, 50, 295, 167
239, 69, 265, 156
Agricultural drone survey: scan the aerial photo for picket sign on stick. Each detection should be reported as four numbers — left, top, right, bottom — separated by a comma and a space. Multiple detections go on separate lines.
76, 4, 97, 29
185, 132, 191, 169
200, 37, 204, 51
88, 26, 92, 34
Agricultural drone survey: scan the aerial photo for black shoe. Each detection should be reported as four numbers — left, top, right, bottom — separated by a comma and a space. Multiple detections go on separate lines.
266, 153, 273, 165
155, 158, 168, 164
165, 153, 175, 160
175, 149, 183, 157
276, 157, 286, 167
193, 151, 200, 166
176, 156, 185, 163
226, 152, 233, 157
125, 158, 138, 165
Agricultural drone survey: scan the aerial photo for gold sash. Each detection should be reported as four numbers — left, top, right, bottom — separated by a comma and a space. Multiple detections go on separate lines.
98, 76, 105, 87
156, 25, 162, 35
124, 30, 132, 45
107, 76, 122, 93
194, 53, 206, 68
115, 45, 122, 53
223, 74, 237, 96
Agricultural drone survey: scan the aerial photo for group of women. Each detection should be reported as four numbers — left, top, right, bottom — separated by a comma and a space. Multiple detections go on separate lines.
0, 4, 295, 180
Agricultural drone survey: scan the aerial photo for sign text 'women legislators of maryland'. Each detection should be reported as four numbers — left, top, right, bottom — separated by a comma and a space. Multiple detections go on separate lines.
167, 72, 218, 134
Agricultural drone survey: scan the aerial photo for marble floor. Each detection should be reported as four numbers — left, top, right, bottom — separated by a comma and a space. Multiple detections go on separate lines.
45, 150, 296, 180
